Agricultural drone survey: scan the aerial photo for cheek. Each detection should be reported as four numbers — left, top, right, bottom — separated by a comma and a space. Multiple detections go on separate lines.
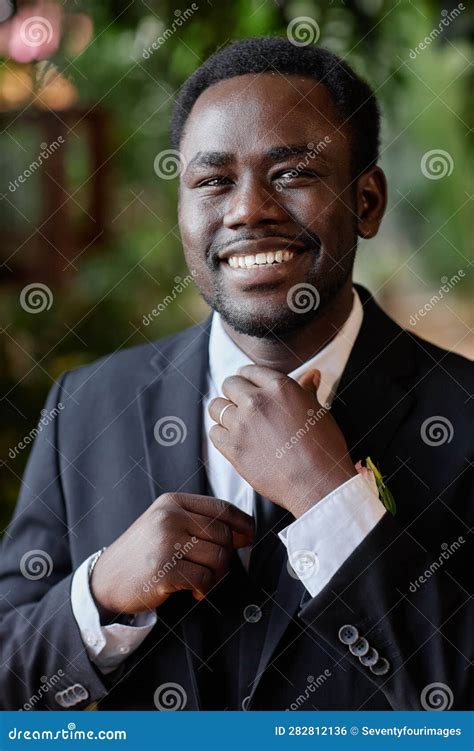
296, 189, 354, 243
179, 195, 221, 250
179, 199, 217, 291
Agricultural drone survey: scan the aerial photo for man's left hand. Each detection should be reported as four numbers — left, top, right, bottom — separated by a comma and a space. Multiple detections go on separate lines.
208, 364, 357, 518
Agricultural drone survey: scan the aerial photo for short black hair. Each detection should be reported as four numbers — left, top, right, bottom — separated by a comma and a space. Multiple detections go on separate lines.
170, 36, 381, 180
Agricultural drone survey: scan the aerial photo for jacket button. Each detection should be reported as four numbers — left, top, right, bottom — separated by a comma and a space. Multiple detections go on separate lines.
243, 604, 262, 623
370, 657, 391, 676
359, 647, 379, 667
349, 637, 369, 657
338, 624, 359, 645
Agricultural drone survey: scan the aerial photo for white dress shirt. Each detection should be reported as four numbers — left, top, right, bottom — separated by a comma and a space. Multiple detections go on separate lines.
71, 286, 385, 673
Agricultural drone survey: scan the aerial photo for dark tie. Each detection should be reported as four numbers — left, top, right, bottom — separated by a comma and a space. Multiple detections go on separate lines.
249, 492, 294, 591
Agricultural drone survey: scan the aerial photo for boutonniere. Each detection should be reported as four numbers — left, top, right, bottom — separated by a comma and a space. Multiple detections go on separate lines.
355, 456, 396, 515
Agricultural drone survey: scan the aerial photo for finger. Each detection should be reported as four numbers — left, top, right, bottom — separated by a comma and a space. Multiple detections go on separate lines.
209, 422, 232, 456
183, 538, 231, 577
298, 368, 321, 394
171, 559, 215, 599
208, 397, 238, 427
236, 363, 290, 388
178, 494, 254, 539
190, 512, 253, 550
187, 513, 234, 547
220, 374, 257, 404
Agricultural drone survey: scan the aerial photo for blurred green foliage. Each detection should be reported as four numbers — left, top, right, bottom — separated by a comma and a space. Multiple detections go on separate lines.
1, 0, 473, 532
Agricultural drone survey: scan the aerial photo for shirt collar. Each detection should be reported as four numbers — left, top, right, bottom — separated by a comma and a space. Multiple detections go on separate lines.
208, 286, 363, 408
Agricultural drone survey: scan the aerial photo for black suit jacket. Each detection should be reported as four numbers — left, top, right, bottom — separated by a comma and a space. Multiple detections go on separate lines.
0, 284, 473, 710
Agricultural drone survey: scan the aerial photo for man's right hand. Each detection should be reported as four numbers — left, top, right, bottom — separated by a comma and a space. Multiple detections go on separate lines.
90, 493, 254, 618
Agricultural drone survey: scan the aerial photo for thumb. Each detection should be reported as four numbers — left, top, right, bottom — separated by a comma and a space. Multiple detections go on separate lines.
298, 368, 321, 396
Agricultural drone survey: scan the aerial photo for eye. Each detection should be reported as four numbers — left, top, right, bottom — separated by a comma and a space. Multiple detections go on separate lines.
197, 176, 232, 187
274, 169, 320, 185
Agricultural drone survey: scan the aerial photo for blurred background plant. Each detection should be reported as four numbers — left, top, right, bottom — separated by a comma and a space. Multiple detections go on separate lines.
1, 0, 473, 532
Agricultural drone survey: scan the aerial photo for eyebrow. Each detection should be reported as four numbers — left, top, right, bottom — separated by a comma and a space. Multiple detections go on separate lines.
187, 143, 330, 172
187, 151, 234, 170
265, 144, 317, 161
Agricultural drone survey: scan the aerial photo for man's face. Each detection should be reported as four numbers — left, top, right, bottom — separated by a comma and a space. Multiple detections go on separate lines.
178, 73, 361, 338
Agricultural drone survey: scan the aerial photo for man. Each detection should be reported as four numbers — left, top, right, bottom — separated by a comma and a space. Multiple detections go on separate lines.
1, 37, 472, 711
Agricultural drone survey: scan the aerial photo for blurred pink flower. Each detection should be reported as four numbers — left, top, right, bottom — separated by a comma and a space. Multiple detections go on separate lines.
0, 1, 62, 63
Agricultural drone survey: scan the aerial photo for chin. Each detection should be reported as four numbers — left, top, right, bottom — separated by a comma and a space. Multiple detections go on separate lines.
214, 302, 322, 340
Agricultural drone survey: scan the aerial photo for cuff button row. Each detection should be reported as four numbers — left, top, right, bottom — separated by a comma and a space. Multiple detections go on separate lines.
338, 624, 391, 676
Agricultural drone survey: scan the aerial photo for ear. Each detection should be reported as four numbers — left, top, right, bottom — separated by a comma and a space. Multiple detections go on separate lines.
356, 165, 387, 239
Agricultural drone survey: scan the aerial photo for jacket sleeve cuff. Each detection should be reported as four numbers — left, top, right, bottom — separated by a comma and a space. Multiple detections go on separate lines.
71, 553, 157, 674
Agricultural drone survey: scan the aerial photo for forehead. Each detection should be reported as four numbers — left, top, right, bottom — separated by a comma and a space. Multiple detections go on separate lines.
181, 73, 349, 158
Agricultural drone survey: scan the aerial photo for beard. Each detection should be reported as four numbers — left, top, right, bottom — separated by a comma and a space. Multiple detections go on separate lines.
201, 239, 357, 340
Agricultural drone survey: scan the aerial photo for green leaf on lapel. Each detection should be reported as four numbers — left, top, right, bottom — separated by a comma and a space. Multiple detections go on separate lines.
366, 456, 397, 515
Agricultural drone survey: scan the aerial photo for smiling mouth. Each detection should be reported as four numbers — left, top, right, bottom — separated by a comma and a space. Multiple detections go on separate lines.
225, 249, 302, 269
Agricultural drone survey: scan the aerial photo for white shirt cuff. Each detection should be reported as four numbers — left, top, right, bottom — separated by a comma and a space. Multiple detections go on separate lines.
278, 471, 386, 599
71, 553, 157, 675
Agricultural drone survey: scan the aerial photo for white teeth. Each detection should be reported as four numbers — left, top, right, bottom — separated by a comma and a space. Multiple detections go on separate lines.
227, 250, 295, 268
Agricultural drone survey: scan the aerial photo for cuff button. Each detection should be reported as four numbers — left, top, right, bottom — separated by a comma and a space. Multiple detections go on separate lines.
349, 637, 369, 657
370, 657, 391, 676
338, 624, 359, 646
359, 647, 379, 667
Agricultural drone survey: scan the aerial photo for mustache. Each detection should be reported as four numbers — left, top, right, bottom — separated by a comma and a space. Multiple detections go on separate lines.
208, 227, 322, 263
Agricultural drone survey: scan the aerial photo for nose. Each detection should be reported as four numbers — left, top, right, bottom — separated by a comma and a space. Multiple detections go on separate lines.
223, 175, 288, 230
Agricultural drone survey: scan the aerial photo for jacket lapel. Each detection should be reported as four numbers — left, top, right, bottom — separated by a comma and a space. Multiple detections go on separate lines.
250, 284, 417, 701
136, 316, 212, 710
137, 317, 212, 502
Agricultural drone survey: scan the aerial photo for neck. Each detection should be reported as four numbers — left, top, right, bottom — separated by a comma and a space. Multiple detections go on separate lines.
221, 279, 355, 374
